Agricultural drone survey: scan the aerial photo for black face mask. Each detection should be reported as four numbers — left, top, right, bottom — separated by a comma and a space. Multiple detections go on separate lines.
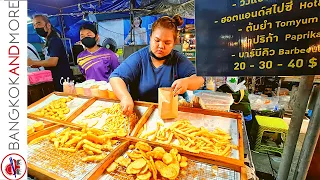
36, 28, 48, 37
81, 37, 97, 48
150, 51, 172, 61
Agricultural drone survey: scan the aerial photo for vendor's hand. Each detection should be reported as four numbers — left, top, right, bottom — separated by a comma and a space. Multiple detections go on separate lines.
27, 58, 33, 66
30, 65, 41, 68
120, 96, 134, 116
172, 78, 188, 96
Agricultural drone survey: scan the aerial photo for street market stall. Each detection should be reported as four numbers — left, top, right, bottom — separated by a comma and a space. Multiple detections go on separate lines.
27, 91, 249, 180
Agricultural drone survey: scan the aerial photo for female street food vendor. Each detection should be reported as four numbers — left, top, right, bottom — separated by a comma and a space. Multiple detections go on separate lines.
110, 15, 204, 115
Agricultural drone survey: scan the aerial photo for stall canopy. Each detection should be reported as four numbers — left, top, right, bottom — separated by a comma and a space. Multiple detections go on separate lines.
28, 0, 195, 44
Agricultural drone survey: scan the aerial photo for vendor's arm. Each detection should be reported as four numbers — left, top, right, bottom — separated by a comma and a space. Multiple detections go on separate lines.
110, 77, 134, 116
172, 53, 204, 95
109, 52, 141, 115
28, 57, 58, 67
29, 37, 64, 68
172, 75, 204, 96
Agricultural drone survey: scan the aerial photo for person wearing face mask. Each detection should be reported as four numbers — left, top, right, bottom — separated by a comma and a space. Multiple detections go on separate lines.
110, 15, 205, 115
77, 23, 120, 81
28, 14, 73, 92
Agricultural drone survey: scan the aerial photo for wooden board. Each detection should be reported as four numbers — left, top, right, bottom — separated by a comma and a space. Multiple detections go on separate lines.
95, 140, 246, 180
131, 104, 245, 169
27, 124, 124, 180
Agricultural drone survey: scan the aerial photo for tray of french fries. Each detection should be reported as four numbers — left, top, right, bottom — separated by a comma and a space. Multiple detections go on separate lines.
131, 106, 245, 169
97, 141, 242, 180
27, 125, 124, 180
28, 92, 93, 122
136, 108, 240, 158
71, 100, 149, 135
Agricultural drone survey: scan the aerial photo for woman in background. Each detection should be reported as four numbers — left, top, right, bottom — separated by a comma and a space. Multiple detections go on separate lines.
124, 17, 147, 45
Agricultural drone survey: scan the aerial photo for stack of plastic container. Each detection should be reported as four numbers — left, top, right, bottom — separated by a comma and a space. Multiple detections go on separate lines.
73, 80, 118, 99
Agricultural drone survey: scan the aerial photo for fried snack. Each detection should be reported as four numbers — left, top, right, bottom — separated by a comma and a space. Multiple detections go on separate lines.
137, 171, 151, 180
136, 141, 152, 152
33, 121, 45, 132
129, 144, 135, 150
162, 153, 173, 165
84, 148, 94, 155
115, 156, 131, 167
116, 129, 127, 137
108, 142, 188, 179
83, 144, 102, 154
130, 158, 147, 169
58, 147, 76, 153
107, 162, 118, 173
65, 136, 82, 146
181, 156, 188, 163
141, 120, 236, 157
180, 161, 188, 168
83, 139, 102, 148
79, 104, 138, 136
81, 154, 107, 162
30, 127, 119, 163
149, 157, 157, 180
30, 97, 73, 121
137, 126, 145, 138
27, 126, 35, 135
127, 151, 143, 160
155, 161, 178, 179
139, 164, 149, 174
177, 154, 181, 162
126, 163, 141, 174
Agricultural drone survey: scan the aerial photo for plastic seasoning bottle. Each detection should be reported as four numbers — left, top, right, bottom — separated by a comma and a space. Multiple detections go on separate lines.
69, 80, 75, 94
63, 79, 70, 94
206, 77, 216, 91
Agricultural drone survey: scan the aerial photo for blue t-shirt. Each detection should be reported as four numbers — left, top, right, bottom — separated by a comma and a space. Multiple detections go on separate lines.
110, 46, 196, 103
45, 33, 73, 91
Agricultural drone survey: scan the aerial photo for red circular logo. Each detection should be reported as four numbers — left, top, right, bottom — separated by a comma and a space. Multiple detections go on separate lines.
1, 153, 27, 180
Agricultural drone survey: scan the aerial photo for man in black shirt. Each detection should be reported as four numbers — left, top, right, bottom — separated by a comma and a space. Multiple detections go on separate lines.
28, 14, 73, 91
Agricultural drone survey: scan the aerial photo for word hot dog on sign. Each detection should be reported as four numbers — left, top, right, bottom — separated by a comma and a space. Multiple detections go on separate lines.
195, 0, 320, 76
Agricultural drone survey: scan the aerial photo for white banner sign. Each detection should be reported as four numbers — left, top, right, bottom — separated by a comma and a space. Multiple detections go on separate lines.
0, 0, 27, 179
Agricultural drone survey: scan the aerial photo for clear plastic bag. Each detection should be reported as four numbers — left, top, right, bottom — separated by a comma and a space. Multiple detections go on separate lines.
195, 91, 234, 111
249, 94, 279, 111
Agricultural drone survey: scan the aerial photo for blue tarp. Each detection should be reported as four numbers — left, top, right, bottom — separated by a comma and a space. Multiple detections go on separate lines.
28, 0, 194, 44
28, 0, 134, 44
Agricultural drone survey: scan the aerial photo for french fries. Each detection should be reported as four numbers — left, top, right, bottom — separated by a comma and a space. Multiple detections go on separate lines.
140, 120, 236, 157
75, 103, 138, 136
35, 127, 120, 163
